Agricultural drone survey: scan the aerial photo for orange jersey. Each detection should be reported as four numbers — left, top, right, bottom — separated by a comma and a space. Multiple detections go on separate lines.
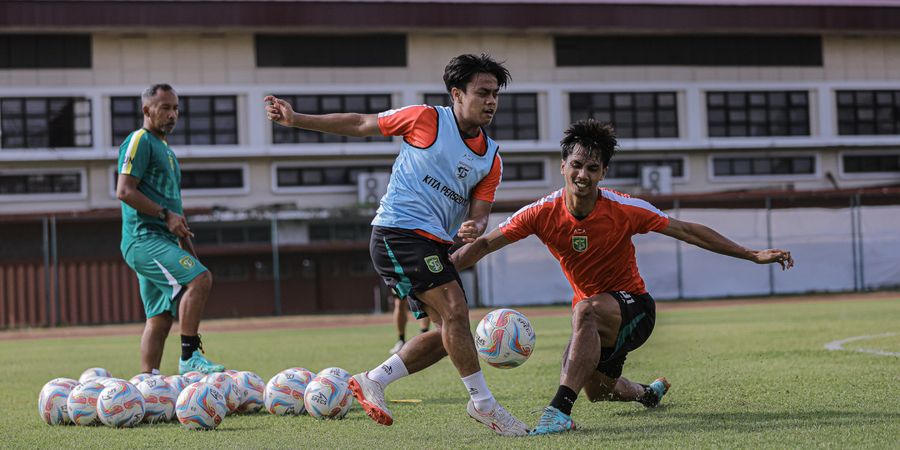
499, 188, 669, 307
377, 105, 502, 203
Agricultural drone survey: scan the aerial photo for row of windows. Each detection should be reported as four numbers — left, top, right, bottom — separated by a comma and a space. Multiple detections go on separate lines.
4, 90, 900, 150
3, 154, 897, 197
0, 34, 822, 69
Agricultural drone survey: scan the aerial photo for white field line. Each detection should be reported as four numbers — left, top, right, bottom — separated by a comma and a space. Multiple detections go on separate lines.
824, 333, 900, 357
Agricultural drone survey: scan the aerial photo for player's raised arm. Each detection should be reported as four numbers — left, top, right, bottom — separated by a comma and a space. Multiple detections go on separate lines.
657, 217, 795, 270
452, 227, 512, 270
264, 95, 382, 137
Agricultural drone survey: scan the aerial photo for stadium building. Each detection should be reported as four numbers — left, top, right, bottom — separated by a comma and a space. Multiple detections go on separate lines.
1, 0, 899, 327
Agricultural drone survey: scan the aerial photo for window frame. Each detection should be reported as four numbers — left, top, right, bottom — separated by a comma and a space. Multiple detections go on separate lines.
705, 90, 810, 138
270, 93, 392, 144
271, 160, 394, 194
835, 90, 900, 136
567, 91, 679, 139
0, 96, 93, 149
0, 167, 87, 202
179, 162, 250, 197
422, 92, 541, 141
707, 152, 819, 182
109, 94, 239, 147
498, 157, 551, 188
838, 150, 900, 179
602, 155, 689, 186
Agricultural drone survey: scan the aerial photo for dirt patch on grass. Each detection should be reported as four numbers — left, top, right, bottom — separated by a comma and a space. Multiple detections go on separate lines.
0, 291, 895, 341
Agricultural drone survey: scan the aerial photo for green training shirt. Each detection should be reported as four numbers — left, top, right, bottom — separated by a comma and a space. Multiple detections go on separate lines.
117, 128, 183, 254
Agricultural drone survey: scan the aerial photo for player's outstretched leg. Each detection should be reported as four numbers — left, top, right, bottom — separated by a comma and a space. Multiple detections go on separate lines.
637, 377, 671, 408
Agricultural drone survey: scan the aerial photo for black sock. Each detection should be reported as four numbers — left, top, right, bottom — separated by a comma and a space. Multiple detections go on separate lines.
420, 327, 429, 334
181, 335, 201, 360
549, 385, 578, 416
398, 334, 405, 343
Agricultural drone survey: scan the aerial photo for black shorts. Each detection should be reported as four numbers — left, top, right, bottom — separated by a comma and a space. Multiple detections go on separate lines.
370, 226, 462, 319
596, 291, 656, 379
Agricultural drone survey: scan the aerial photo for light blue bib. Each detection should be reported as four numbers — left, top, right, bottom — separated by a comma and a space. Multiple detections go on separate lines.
372, 106, 500, 241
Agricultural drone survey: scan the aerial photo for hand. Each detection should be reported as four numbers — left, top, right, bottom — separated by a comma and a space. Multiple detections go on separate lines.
456, 220, 484, 244
751, 249, 794, 270
165, 211, 194, 239
264, 95, 295, 127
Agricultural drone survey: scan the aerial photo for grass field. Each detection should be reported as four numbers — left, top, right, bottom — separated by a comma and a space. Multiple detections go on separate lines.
2, 296, 899, 449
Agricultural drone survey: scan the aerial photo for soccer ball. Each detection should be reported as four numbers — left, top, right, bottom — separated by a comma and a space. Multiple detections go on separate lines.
284, 367, 316, 386
264, 371, 308, 415
175, 382, 227, 430
129, 373, 153, 385
37, 379, 77, 425
78, 367, 112, 384
137, 377, 177, 423
231, 371, 266, 413
97, 378, 129, 388
202, 373, 243, 414
165, 375, 187, 395
97, 382, 145, 427
181, 371, 205, 384
303, 376, 353, 419
317, 367, 352, 383
67, 381, 105, 426
474, 308, 536, 369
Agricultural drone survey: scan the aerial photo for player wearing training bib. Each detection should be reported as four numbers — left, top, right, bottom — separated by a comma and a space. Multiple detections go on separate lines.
265, 54, 529, 436
117, 84, 225, 376
453, 118, 795, 435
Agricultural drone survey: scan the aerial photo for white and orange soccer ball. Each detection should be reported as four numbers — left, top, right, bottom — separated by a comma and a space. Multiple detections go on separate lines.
474, 308, 536, 369
78, 367, 112, 384
231, 371, 266, 413
264, 371, 308, 416
303, 375, 353, 419
137, 377, 177, 423
67, 381, 105, 426
201, 373, 243, 414
175, 382, 227, 431
97, 382, 145, 428
164, 375, 187, 396
37, 378, 78, 425
316, 367, 351, 384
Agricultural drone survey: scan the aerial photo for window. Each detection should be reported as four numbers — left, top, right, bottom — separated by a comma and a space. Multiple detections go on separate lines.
276, 165, 391, 188
607, 158, 685, 180
272, 94, 391, 144
423, 93, 539, 140
0, 34, 91, 69
707, 91, 809, 137
554, 35, 822, 67
110, 95, 238, 146
569, 92, 678, 138
0, 171, 82, 195
502, 161, 544, 182
256, 34, 406, 67
837, 90, 900, 135
843, 154, 900, 173
193, 225, 271, 245
0, 97, 91, 148
712, 156, 815, 176
181, 168, 245, 190
309, 222, 372, 242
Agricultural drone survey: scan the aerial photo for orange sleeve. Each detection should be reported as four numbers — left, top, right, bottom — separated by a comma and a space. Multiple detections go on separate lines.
472, 154, 502, 203
499, 200, 541, 243
377, 105, 438, 148
625, 200, 670, 234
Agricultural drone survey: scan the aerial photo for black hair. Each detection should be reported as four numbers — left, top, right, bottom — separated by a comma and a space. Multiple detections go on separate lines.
141, 83, 175, 104
560, 119, 618, 167
442, 53, 510, 94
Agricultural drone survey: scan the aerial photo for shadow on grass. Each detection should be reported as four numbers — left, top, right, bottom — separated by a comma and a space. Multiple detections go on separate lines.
577, 410, 900, 440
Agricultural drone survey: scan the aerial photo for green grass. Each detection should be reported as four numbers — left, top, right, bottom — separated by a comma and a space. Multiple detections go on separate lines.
2, 297, 899, 449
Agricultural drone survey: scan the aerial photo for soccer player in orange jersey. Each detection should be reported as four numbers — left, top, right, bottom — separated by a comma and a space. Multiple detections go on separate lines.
452, 118, 795, 435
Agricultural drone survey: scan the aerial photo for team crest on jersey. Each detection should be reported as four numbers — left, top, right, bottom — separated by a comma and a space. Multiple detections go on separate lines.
168, 154, 175, 171
572, 236, 588, 252
424, 255, 443, 273
456, 161, 472, 179
179, 256, 195, 269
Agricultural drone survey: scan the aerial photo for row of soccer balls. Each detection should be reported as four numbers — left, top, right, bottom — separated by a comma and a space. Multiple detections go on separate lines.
39, 366, 356, 430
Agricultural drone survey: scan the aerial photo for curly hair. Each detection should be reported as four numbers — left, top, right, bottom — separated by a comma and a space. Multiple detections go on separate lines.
560, 118, 618, 167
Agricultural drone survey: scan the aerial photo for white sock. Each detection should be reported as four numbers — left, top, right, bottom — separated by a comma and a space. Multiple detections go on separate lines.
150, 368, 161, 376
461, 371, 496, 412
365, 354, 409, 387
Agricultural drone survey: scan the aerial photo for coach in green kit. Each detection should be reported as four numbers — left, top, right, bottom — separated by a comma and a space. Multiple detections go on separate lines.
116, 84, 225, 375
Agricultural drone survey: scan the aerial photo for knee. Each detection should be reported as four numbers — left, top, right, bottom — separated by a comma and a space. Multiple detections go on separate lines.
190, 271, 213, 293
443, 297, 469, 324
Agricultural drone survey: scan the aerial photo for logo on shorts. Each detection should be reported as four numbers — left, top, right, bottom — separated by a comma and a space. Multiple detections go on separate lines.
424, 255, 443, 273
572, 236, 588, 252
179, 256, 195, 269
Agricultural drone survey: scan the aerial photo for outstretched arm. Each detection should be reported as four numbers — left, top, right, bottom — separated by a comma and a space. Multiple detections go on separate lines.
456, 199, 493, 244
264, 95, 382, 137
451, 228, 512, 270
658, 217, 795, 270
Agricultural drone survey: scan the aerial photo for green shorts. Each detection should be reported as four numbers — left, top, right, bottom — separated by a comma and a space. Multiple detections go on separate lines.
123, 234, 208, 319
